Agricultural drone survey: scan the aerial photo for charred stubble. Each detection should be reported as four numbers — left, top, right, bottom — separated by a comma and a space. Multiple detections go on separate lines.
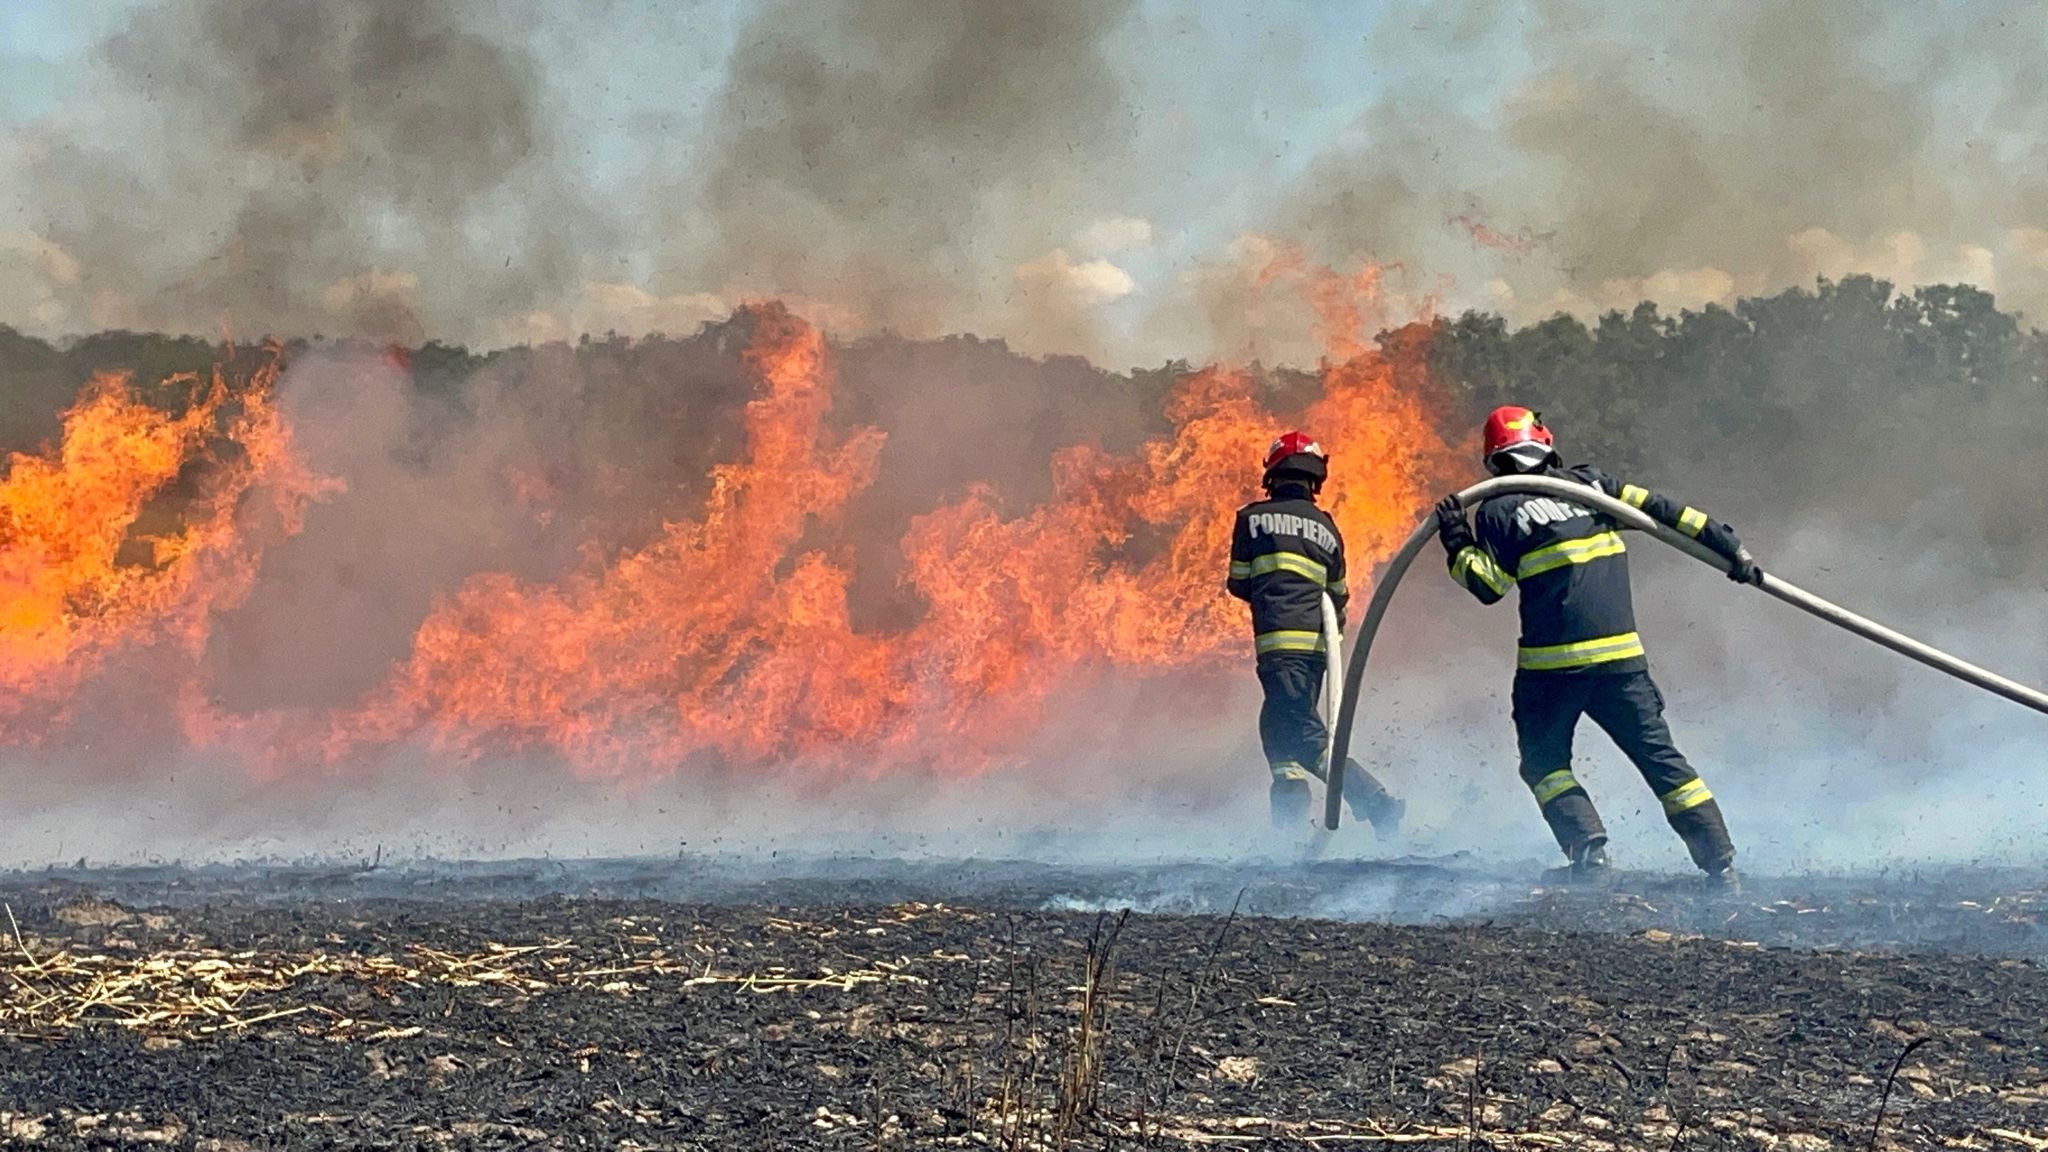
0, 884, 2044, 1150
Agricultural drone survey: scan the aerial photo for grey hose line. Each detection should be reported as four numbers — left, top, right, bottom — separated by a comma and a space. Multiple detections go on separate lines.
1323, 474, 2048, 830
1321, 591, 1346, 778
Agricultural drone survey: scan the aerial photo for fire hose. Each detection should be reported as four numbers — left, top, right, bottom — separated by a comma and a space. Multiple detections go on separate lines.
1321, 474, 2048, 831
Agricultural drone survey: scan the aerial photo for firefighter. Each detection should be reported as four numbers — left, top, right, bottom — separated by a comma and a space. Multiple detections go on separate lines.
1229, 431, 1405, 836
1435, 406, 1757, 885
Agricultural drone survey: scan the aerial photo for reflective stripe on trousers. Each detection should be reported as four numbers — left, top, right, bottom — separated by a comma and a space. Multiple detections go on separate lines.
1529, 768, 1582, 805
1659, 777, 1714, 814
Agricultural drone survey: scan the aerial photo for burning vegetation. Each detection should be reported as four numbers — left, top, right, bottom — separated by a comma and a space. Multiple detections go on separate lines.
0, 290, 1458, 782
0, 352, 338, 747
4, 271, 2045, 853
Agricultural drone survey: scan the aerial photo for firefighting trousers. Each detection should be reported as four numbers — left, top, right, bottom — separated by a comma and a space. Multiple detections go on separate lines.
1510, 667, 1736, 872
1256, 651, 1397, 828
1257, 651, 1332, 779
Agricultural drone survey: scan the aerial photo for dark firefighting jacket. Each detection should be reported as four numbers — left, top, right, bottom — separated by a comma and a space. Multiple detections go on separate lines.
1445, 464, 1743, 674
1228, 490, 1348, 655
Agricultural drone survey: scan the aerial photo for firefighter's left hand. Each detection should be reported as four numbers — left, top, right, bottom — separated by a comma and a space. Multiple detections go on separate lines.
1434, 494, 1472, 551
1727, 548, 1763, 586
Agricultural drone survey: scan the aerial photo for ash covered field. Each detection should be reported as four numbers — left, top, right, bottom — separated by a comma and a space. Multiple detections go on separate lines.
1, 857, 2045, 1150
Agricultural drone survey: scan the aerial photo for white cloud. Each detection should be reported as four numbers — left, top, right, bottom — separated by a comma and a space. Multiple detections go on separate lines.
1783, 228, 1997, 293
2014, 228, 2048, 272
1512, 230, 2017, 328
1777, 225, 1998, 291
1014, 249, 1136, 305
1595, 266, 1739, 313
1787, 228, 1918, 286
1955, 244, 1997, 293
495, 310, 571, 346
1075, 215, 1154, 255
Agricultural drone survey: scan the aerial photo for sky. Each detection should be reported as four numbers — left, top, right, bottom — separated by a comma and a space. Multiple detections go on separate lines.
2, 0, 2045, 366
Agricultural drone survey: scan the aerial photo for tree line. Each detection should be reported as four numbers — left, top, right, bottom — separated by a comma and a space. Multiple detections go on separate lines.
5, 276, 2043, 558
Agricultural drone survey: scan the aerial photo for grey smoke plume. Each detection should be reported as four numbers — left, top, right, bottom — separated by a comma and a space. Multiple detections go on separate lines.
669, 0, 1139, 343
17, 0, 612, 345
8, 0, 1143, 355
1265, 0, 2048, 332
10, 1, 2048, 363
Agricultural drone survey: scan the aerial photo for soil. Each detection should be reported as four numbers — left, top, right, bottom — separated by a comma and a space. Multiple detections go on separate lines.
0, 859, 2044, 1149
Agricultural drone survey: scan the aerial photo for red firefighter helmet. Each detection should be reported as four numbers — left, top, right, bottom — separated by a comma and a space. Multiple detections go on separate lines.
1481, 405, 1558, 474
1261, 430, 1328, 488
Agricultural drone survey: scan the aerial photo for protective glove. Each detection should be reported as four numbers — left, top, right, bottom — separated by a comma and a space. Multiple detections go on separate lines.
1434, 494, 1472, 552
1726, 547, 1763, 586
1699, 520, 1751, 576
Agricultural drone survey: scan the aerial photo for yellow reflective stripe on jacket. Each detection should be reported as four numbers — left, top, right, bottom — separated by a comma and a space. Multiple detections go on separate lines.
1619, 483, 1650, 509
1660, 777, 1714, 814
1244, 551, 1330, 585
1530, 768, 1581, 805
1451, 545, 1514, 595
1229, 560, 1253, 579
1518, 631, 1645, 671
1255, 629, 1326, 654
1678, 507, 1709, 537
1516, 531, 1627, 580
1328, 578, 1348, 597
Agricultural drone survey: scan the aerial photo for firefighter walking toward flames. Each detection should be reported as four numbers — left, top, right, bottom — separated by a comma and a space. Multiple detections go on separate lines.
1435, 406, 1757, 885
1229, 432, 1406, 837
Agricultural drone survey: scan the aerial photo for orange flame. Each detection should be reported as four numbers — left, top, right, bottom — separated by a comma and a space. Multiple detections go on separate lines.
1, 284, 1461, 781
1, 350, 338, 744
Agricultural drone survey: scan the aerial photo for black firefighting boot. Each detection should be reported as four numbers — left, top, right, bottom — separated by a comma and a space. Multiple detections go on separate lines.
1540, 836, 1614, 887
1268, 764, 1313, 833
1345, 761, 1405, 838
1568, 837, 1614, 883
1700, 865, 1742, 894
1311, 755, 1405, 837
1671, 799, 1737, 886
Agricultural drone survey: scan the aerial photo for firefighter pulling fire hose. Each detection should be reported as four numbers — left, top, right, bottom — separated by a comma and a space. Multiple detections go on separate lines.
1323, 409, 2048, 863
1228, 433, 1405, 837
1427, 408, 1754, 882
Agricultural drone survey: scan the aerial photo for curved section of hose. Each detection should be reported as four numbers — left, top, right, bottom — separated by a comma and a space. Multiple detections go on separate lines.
1314, 593, 1346, 780
1323, 475, 2048, 830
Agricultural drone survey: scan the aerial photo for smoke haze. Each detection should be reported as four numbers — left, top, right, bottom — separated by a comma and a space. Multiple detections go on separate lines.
8, 1, 2048, 363
1, 1, 2046, 878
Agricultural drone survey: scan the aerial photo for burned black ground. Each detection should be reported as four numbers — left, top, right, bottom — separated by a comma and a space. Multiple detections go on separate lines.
0, 859, 2045, 1149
